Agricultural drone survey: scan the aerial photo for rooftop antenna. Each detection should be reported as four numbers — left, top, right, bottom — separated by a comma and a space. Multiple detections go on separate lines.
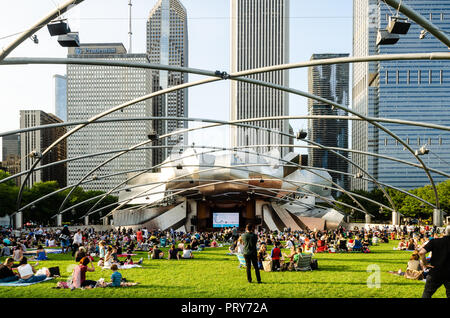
128, 0, 133, 53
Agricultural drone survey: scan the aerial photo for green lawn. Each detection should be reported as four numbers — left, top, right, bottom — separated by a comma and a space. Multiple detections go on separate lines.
0, 241, 446, 298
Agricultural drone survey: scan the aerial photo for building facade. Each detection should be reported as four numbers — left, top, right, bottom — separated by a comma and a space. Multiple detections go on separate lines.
352, 0, 450, 191
308, 54, 350, 194
20, 110, 67, 188
147, 0, 188, 166
66, 43, 152, 192
54, 74, 67, 122
230, 0, 290, 157
2, 134, 20, 161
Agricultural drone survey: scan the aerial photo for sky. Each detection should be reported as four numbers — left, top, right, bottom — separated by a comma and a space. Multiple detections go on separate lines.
0, 0, 353, 158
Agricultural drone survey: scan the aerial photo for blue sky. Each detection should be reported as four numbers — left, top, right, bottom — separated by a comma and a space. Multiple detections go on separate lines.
0, 0, 352, 158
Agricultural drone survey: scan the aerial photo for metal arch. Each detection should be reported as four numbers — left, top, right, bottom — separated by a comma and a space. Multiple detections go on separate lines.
16, 143, 431, 220
107, 178, 369, 217
89, 178, 369, 220
0, 0, 85, 61
84, 147, 370, 218
15, 77, 222, 213
384, 0, 450, 48
2, 117, 450, 185
85, 183, 367, 223
233, 76, 442, 210
5, 137, 445, 214
54, 115, 394, 216
3, 52, 450, 77
3, 115, 450, 138
5, 55, 450, 209
99, 158, 372, 217
8, 56, 450, 214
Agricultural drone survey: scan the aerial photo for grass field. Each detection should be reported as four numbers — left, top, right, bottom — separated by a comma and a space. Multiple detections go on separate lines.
0, 240, 446, 298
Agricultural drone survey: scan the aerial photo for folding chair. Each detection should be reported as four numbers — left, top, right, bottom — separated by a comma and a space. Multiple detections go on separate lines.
295, 253, 312, 271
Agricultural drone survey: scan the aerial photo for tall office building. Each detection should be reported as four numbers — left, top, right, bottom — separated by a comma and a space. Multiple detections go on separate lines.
66, 43, 152, 192
2, 134, 20, 161
308, 54, 350, 194
54, 74, 67, 122
352, 0, 450, 191
230, 0, 290, 157
20, 110, 67, 188
147, 0, 188, 166
1, 134, 21, 185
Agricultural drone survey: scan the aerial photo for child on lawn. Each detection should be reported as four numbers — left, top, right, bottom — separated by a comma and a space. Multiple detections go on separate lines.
110, 264, 122, 287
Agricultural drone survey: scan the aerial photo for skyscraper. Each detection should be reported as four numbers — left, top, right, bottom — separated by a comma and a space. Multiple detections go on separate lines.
53, 74, 67, 122
20, 110, 67, 188
66, 43, 152, 192
230, 0, 290, 157
2, 134, 20, 162
1, 134, 21, 185
352, 0, 450, 191
147, 0, 188, 166
308, 53, 350, 194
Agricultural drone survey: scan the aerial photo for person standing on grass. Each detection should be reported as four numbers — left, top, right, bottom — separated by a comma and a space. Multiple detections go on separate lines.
242, 223, 262, 284
419, 225, 450, 298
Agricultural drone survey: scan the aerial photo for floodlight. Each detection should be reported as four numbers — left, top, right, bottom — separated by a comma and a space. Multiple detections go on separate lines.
176, 164, 183, 170
57, 32, 80, 47
376, 29, 400, 45
296, 130, 307, 140
387, 16, 411, 34
47, 19, 71, 36
147, 131, 158, 141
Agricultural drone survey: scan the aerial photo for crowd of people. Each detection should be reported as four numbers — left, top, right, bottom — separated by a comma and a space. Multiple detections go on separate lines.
0, 223, 449, 295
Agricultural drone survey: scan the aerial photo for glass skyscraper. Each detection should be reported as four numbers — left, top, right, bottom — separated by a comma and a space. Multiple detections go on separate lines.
230, 0, 290, 157
54, 74, 67, 122
308, 53, 350, 194
147, 0, 188, 166
352, 0, 450, 191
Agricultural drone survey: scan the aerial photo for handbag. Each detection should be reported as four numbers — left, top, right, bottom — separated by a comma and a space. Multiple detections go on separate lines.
262, 260, 272, 272
405, 268, 424, 280
59, 234, 70, 241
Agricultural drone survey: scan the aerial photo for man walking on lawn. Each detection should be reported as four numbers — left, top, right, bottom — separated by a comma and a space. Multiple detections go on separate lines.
242, 223, 262, 284
419, 225, 450, 298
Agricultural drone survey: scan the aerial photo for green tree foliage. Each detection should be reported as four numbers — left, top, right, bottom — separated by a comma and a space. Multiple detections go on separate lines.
336, 180, 450, 221
0, 174, 118, 225
0, 170, 19, 217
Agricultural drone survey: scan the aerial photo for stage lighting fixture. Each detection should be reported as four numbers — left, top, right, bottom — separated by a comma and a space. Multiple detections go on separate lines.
387, 16, 411, 34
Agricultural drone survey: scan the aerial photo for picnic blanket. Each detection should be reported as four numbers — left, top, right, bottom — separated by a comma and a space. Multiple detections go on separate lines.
24, 248, 62, 255
102, 264, 142, 270
0, 277, 54, 287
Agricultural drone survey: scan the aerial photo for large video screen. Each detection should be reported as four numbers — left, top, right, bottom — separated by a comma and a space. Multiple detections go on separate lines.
213, 212, 239, 228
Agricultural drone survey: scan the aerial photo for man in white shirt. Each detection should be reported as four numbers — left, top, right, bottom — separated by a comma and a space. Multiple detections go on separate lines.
72, 229, 83, 257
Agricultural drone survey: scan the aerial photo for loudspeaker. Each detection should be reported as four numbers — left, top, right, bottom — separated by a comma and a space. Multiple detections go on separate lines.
191, 216, 197, 225
255, 216, 262, 225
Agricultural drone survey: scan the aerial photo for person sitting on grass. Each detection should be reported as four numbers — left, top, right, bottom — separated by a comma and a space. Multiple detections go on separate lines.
352, 236, 363, 251
0, 257, 19, 283
407, 238, 416, 251
75, 246, 87, 262
397, 238, 407, 250
283, 245, 297, 263
12, 244, 23, 262
182, 244, 194, 259
168, 244, 181, 260
35, 245, 48, 261
72, 256, 96, 289
151, 245, 164, 259
110, 264, 122, 287
17, 256, 49, 284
